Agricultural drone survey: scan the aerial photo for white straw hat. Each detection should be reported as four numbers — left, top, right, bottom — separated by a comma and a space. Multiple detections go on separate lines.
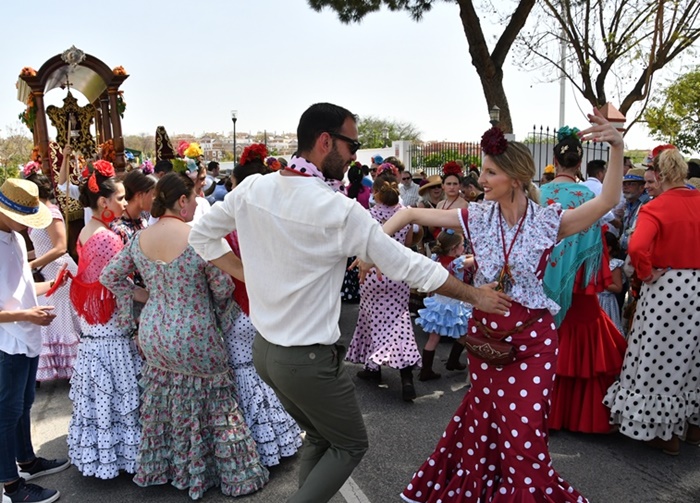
0, 178, 52, 228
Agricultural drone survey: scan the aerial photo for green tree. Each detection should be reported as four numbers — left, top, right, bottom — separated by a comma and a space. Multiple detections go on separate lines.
307, 0, 537, 134
358, 116, 421, 148
516, 0, 700, 132
645, 69, 700, 153
123, 133, 155, 159
0, 124, 33, 182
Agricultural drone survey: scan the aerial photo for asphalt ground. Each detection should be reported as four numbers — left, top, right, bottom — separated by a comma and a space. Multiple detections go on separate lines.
24, 302, 700, 502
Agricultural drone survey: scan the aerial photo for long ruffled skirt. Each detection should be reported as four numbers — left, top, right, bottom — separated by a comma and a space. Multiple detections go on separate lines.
604, 269, 700, 441
133, 362, 269, 500
549, 293, 627, 433
224, 313, 302, 467
401, 304, 588, 503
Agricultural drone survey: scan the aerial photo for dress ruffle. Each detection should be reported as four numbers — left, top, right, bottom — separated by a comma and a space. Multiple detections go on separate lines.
134, 363, 269, 500
68, 330, 142, 479
549, 293, 626, 433
225, 314, 302, 467
416, 295, 472, 338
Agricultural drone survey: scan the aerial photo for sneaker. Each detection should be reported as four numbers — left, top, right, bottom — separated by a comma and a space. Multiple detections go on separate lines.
18, 458, 71, 481
3, 479, 59, 503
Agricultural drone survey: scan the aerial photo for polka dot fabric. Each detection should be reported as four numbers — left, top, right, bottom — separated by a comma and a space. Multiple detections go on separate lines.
224, 312, 303, 466
401, 303, 588, 503
346, 203, 421, 371
29, 205, 80, 381
604, 269, 700, 441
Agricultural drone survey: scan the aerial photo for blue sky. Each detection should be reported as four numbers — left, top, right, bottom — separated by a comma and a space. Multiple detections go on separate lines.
1, 0, 658, 148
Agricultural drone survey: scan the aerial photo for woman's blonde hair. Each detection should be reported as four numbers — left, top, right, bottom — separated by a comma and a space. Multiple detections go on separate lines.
658, 148, 687, 185
488, 141, 540, 204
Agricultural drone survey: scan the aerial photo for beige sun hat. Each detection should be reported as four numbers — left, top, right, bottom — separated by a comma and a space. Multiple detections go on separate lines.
0, 178, 52, 228
418, 174, 444, 195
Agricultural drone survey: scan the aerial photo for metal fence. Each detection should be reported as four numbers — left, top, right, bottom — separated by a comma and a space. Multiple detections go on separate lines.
406, 127, 610, 183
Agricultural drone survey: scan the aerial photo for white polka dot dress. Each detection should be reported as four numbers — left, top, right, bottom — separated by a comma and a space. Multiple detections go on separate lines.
346, 203, 421, 371
29, 205, 80, 381
604, 269, 700, 441
224, 311, 303, 466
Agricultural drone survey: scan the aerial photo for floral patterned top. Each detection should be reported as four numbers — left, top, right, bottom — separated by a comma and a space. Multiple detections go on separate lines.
110, 213, 147, 245
100, 234, 239, 376
459, 200, 562, 314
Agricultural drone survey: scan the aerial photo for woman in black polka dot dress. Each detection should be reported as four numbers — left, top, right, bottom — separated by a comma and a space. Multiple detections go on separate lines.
346, 164, 420, 401
604, 148, 700, 455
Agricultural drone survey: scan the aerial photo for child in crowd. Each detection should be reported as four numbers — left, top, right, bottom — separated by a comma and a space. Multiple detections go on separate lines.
346, 164, 420, 401
415, 230, 473, 381
599, 231, 625, 335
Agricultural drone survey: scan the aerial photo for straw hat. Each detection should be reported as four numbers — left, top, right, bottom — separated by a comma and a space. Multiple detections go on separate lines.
687, 177, 700, 190
418, 175, 443, 195
623, 167, 646, 182
0, 178, 52, 229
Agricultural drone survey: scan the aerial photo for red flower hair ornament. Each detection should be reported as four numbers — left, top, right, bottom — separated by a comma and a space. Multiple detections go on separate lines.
442, 161, 463, 177
93, 160, 115, 178
240, 143, 268, 166
88, 173, 100, 193
480, 127, 508, 156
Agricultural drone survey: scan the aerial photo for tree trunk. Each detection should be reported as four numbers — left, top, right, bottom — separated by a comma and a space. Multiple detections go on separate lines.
457, 0, 536, 134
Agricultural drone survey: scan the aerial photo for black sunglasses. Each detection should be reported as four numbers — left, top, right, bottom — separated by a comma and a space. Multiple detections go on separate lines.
328, 132, 362, 154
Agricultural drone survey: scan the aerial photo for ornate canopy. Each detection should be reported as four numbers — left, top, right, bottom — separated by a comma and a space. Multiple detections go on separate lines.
17, 46, 129, 171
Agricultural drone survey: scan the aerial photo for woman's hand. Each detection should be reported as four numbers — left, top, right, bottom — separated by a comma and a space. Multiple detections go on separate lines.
578, 109, 624, 147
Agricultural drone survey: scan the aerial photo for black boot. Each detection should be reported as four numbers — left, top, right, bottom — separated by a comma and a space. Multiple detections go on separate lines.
418, 349, 441, 381
445, 341, 466, 371
357, 366, 381, 381
400, 366, 416, 401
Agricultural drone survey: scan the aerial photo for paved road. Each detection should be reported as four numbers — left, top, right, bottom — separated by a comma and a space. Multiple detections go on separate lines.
28, 303, 700, 502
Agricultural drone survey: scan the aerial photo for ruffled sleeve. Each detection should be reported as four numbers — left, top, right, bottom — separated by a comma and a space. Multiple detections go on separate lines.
203, 260, 238, 334
100, 237, 138, 333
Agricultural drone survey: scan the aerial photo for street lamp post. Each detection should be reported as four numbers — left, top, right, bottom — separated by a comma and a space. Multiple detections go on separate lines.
489, 105, 500, 127
382, 126, 389, 147
231, 110, 238, 163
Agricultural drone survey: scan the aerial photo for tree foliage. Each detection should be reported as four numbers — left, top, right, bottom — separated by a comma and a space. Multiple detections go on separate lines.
516, 0, 700, 132
0, 124, 33, 183
645, 69, 700, 153
358, 116, 421, 148
123, 133, 155, 159
307, 0, 538, 134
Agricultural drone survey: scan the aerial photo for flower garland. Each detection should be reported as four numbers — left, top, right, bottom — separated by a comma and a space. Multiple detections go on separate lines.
99, 139, 116, 163
116, 91, 126, 119
480, 127, 508, 156
22, 161, 41, 178
30, 146, 41, 162
240, 144, 268, 166
18, 95, 37, 132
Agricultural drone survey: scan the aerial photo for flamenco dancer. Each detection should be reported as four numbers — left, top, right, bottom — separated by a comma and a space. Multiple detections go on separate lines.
540, 127, 627, 433
384, 109, 624, 503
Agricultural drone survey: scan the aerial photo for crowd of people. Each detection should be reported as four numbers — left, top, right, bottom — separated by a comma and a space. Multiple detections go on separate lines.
1, 101, 698, 503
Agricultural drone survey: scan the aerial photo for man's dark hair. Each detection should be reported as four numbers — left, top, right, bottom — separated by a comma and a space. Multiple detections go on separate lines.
586, 159, 606, 179
154, 159, 173, 174
207, 161, 220, 172
296, 103, 357, 153
687, 159, 700, 179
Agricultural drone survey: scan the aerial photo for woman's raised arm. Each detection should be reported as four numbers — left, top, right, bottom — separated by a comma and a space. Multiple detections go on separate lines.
383, 207, 462, 236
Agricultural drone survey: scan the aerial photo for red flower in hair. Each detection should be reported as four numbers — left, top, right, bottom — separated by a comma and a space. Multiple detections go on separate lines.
651, 144, 676, 159
240, 143, 268, 166
88, 173, 100, 193
93, 159, 115, 177
442, 161, 463, 177
81, 165, 91, 179
480, 127, 508, 156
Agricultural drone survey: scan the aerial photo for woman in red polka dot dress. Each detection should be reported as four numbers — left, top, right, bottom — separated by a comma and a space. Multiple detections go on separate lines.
383, 110, 624, 502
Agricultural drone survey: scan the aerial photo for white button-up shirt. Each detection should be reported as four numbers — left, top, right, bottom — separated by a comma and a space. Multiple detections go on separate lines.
400, 181, 420, 207
0, 230, 42, 357
190, 172, 448, 347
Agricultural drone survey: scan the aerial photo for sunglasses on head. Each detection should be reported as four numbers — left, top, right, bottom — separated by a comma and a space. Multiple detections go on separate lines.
328, 132, 362, 154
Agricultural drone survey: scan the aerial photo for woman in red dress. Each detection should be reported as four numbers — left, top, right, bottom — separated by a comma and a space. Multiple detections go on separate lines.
383, 110, 624, 502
